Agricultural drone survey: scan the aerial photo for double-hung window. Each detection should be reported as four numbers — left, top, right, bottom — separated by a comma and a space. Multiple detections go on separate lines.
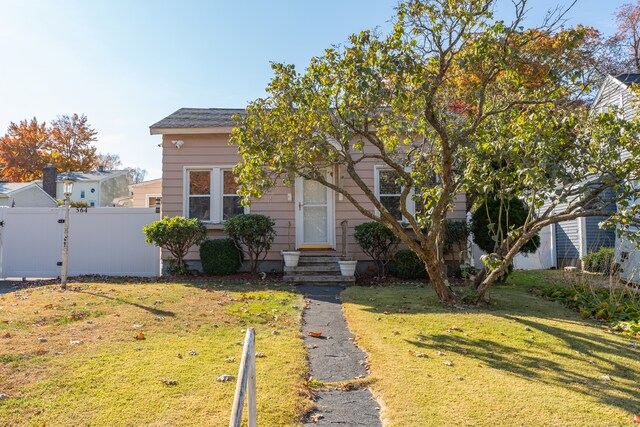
222, 169, 244, 220
374, 166, 415, 221
186, 167, 245, 223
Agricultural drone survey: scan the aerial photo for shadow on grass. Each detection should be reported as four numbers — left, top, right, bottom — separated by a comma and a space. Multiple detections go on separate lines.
76, 290, 176, 317
343, 282, 640, 414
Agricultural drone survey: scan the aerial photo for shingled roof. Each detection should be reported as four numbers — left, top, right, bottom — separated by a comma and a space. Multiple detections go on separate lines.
149, 108, 245, 130
614, 74, 640, 85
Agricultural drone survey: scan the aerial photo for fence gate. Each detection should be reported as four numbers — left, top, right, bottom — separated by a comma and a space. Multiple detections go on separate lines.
0, 207, 160, 279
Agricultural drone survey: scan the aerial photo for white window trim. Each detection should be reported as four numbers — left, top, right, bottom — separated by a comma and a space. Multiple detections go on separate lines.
373, 165, 415, 221
145, 193, 162, 208
183, 166, 249, 223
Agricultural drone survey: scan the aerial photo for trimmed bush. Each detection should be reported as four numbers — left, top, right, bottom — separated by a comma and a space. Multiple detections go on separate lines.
582, 247, 615, 274
395, 249, 427, 279
200, 239, 243, 275
144, 216, 207, 275
224, 214, 276, 273
354, 222, 400, 277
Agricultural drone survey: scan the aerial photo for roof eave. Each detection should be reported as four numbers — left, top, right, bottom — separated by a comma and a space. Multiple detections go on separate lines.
150, 126, 234, 135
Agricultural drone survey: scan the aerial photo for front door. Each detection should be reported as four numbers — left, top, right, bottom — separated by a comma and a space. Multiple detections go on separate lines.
295, 172, 335, 249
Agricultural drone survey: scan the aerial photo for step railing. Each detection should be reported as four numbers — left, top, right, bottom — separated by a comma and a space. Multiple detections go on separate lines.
341, 219, 348, 257
228, 327, 256, 427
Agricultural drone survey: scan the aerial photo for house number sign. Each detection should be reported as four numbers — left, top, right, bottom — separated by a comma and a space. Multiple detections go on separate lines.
76, 207, 88, 213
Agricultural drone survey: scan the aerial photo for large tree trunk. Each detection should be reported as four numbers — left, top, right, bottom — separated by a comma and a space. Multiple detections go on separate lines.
474, 229, 539, 303
473, 268, 486, 289
422, 249, 456, 304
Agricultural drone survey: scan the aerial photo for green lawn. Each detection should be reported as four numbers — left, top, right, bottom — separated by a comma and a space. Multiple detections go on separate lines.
0, 282, 311, 426
342, 271, 640, 426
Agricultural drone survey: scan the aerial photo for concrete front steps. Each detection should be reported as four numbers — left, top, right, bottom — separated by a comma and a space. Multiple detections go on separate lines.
283, 255, 356, 286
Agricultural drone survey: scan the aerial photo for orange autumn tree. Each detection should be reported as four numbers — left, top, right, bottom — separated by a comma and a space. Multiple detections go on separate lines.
615, 1, 640, 71
49, 114, 98, 173
0, 114, 98, 182
0, 118, 52, 182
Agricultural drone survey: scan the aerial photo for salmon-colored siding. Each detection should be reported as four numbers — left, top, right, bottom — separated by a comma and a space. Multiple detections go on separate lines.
131, 179, 162, 208
160, 132, 466, 263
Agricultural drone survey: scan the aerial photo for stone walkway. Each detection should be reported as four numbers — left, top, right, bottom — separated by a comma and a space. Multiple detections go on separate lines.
298, 285, 382, 426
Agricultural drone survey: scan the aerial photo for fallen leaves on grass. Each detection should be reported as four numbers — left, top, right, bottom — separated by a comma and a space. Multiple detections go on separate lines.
443, 361, 454, 366
309, 413, 324, 423
134, 332, 145, 340
160, 378, 177, 386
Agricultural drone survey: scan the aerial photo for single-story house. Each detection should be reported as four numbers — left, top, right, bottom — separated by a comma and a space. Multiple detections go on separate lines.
0, 182, 58, 207
150, 108, 466, 274
37, 165, 132, 207
130, 178, 162, 208
113, 179, 162, 208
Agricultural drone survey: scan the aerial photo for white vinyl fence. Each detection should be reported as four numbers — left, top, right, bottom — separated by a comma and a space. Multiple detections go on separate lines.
0, 207, 160, 278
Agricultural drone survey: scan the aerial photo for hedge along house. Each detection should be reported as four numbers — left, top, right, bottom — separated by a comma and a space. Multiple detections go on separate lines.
150, 108, 466, 278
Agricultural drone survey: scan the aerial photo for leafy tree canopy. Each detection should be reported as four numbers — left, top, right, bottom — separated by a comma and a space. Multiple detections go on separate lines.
232, 0, 640, 304
0, 114, 98, 182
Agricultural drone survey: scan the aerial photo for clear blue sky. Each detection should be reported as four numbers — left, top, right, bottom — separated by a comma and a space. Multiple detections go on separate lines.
0, 0, 628, 179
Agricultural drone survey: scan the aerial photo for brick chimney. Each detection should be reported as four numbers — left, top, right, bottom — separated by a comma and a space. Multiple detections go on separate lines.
42, 164, 58, 199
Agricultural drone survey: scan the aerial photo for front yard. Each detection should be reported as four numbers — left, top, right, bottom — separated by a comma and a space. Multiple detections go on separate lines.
0, 282, 310, 426
2, 272, 639, 426
342, 271, 640, 426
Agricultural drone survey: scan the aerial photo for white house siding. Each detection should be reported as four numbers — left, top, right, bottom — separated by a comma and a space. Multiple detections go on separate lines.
55, 172, 132, 207
593, 75, 637, 161
57, 181, 100, 206
0, 187, 57, 208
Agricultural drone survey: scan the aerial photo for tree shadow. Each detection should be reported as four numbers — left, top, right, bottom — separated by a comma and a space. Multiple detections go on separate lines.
343, 284, 640, 414
76, 290, 176, 317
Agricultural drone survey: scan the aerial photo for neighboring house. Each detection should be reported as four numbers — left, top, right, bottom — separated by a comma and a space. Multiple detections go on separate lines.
596, 73, 640, 283
113, 178, 162, 208
0, 182, 57, 207
150, 108, 466, 273
37, 165, 133, 207
518, 74, 636, 270
130, 178, 162, 208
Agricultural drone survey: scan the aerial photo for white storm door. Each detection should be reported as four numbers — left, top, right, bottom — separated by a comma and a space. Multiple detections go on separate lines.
295, 172, 335, 249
